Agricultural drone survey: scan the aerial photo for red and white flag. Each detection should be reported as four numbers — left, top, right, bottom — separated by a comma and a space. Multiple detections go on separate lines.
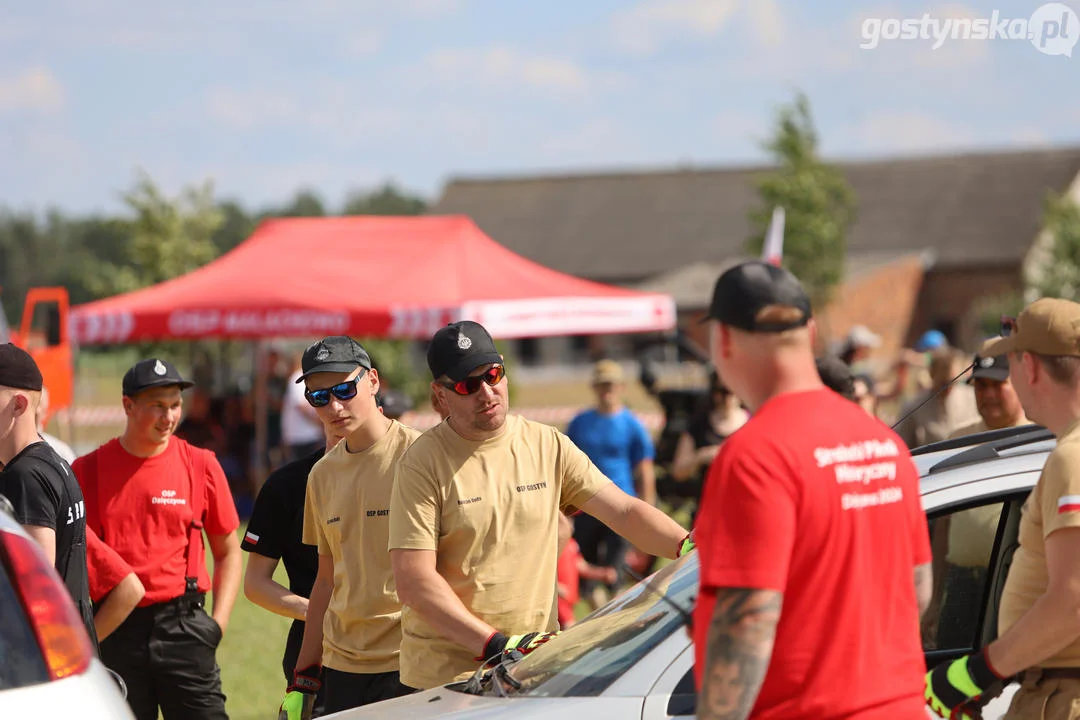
1058, 495, 1080, 514
762, 206, 785, 267
244, 530, 260, 544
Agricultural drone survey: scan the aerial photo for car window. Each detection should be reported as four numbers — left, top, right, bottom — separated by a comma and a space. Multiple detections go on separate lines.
666, 668, 696, 717
921, 500, 1006, 653
0, 563, 51, 691
508, 555, 696, 698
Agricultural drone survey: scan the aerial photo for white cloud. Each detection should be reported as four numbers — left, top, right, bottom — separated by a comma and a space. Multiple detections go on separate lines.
747, 0, 787, 49
0, 67, 66, 115
345, 28, 383, 56
424, 45, 617, 95
610, 0, 738, 55
840, 111, 970, 154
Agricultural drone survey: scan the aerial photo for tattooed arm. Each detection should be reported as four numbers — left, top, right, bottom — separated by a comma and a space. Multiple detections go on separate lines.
699, 588, 783, 720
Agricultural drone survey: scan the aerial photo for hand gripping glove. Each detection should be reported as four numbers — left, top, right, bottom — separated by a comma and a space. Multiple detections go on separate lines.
677, 532, 695, 558
477, 631, 558, 662
925, 650, 1006, 719
278, 664, 321, 720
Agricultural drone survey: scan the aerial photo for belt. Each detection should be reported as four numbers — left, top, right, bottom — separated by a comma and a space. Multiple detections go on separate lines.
1023, 667, 1080, 681
131, 592, 207, 619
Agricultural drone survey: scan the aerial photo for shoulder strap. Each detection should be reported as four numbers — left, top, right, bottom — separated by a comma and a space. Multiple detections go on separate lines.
182, 440, 208, 594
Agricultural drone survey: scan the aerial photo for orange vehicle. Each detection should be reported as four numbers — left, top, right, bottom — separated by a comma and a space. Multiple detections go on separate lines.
7, 287, 73, 421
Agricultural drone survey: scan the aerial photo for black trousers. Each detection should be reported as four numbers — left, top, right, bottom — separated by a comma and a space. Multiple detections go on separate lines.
319, 668, 414, 715
100, 592, 228, 720
574, 512, 627, 593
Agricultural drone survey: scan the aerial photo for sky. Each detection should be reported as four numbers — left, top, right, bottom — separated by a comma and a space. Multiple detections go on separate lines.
2, 0, 1079, 215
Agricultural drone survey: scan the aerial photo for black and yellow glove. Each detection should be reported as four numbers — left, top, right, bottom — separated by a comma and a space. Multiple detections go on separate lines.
677, 532, 695, 558
478, 631, 558, 662
925, 650, 1006, 719
278, 664, 321, 720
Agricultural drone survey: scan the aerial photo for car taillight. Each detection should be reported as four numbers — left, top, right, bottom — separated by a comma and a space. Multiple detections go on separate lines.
0, 530, 93, 680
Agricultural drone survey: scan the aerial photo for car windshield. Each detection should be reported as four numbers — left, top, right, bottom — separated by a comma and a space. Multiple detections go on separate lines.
506, 554, 697, 698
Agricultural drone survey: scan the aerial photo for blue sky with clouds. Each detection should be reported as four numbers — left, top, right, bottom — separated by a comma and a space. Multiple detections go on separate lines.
2, 0, 1078, 215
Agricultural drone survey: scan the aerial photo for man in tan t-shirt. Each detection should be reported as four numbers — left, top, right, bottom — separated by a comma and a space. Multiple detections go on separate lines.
278, 336, 420, 720
925, 298, 1080, 720
389, 321, 694, 691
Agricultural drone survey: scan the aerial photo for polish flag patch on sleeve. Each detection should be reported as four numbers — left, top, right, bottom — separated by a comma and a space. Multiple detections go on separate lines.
244, 531, 260, 544
1058, 495, 1080, 514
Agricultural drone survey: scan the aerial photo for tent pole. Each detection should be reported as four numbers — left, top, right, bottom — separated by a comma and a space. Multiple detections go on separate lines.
253, 339, 269, 494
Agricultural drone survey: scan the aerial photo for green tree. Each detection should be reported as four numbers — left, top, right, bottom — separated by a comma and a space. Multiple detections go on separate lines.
87, 170, 224, 297
747, 92, 856, 310
212, 200, 257, 254
1029, 190, 1080, 301
343, 182, 427, 216
277, 189, 327, 218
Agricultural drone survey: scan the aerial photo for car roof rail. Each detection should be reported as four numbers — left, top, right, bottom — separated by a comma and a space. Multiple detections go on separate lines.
922, 425, 1053, 475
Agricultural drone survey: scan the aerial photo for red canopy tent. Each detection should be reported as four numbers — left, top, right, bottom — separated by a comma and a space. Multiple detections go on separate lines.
71, 215, 676, 344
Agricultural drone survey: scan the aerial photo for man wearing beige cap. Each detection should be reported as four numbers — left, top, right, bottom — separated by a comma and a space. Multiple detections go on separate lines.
926, 297, 1080, 720
567, 360, 657, 607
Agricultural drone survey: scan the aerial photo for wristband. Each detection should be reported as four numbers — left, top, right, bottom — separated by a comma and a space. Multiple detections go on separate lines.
289, 664, 322, 695
476, 631, 508, 661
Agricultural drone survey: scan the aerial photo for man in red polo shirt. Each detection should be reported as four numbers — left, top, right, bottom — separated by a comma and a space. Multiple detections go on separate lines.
72, 358, 241, 720
693, 261, 931, 719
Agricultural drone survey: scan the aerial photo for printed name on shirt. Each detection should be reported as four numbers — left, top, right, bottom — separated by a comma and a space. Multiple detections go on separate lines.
457, 496, 482, 506
516, 482, 548, 493
327, 516, 341, 524
244, 531, 260, 544
1059, 495, 1080, 515
813, 439, 905, 512
152, 489, 187, 506
366, 509, 389, 517
66, 500, 85, 526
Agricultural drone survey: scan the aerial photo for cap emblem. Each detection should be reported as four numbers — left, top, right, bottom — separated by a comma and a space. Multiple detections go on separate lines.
315, 346, 331, 361
153, 360, 167, 376
457, 333, 472, 350
980, 357, 994, 368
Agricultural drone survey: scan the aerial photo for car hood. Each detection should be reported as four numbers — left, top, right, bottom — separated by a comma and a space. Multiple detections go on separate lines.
322, 685, 644, 719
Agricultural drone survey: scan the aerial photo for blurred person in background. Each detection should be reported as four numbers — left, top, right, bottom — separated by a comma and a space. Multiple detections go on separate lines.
566, 359, 657, 608
838, 324, 882, 374
555, 512, 618, 629
816, 355, 856, 400
852, 373, 880, 417
378, 389, 414, 421
35, 384, 76, 463
282, 354, 325, 462
670, 370, 749, 512
895, 345, 979, 449
879, 329, 948, 408
948, 353, 1030, 438
175, 387, 227, 456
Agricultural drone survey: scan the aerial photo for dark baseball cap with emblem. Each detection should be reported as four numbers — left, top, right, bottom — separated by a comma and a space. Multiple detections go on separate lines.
296, 336, 372, 384
427, 321, 502, 382
703, 260, 812, 332
969, 353, 1009, 383
0, 343, 44, 391
122, 358, 194, 397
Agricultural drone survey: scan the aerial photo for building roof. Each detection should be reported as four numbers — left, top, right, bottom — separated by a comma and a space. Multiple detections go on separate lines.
430, 147, 1080, 283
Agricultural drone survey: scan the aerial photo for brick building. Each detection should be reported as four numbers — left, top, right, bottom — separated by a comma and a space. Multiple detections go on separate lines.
430, 147, 1080, 368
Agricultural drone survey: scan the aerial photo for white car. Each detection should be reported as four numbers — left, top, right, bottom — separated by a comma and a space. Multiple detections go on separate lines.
0, 495, 135, 719
331, 425, 1053, 719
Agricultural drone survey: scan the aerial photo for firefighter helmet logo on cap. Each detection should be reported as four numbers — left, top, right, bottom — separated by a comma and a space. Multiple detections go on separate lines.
153, 360, 167, 376
457, 333, 472, 350
980, 357, 994, 368
315, 346, 330, 361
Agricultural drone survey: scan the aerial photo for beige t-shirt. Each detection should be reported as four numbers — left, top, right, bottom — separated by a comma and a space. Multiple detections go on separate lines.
897, 385, 980, 449
388, 414, 612, 690
999, 419, 1080, 667
303, 420, 421, 674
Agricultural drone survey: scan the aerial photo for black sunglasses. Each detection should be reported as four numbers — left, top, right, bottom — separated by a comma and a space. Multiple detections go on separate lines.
441, 365, 506, 396
305, 370, 366, 408
1001, 315, 1018, 337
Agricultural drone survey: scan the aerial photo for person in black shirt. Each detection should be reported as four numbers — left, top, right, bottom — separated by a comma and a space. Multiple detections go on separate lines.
243, 424, 342, 710
0, 343, 97, 650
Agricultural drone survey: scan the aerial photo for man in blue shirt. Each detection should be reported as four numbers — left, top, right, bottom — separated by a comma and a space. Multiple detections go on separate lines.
566, 360, 657, 608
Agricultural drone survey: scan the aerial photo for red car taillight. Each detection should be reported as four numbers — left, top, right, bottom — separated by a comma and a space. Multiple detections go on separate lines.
0, 530, 93, 680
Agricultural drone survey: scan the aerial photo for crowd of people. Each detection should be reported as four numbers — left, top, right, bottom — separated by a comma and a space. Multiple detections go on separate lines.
1, 259, 1079, 720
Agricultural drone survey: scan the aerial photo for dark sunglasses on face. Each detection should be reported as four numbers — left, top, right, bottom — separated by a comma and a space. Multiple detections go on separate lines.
305, 370, 366, 408
1001, 316, 1018, 337
442, 365, 506, 396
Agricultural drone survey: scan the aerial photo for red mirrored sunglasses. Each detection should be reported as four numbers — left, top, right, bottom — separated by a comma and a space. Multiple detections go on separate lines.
442, 365, 506, 396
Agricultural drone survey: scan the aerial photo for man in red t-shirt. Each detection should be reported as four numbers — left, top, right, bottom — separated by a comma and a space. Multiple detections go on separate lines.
71, 358, 241, 720
693, 261, 932, 720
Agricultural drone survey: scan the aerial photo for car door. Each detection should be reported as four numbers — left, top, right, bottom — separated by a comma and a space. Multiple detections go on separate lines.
642, 485, 1031, 720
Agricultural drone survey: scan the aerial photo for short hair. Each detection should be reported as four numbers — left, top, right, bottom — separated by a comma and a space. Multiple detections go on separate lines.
1032, 353, 1080, 386
817, 356, 855, 400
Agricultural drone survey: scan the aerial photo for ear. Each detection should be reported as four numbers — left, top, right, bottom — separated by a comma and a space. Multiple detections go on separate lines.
11, 394, 28, 418
367, 368, 381, 395
122, 396, 136, 417
719, 323, 734, 360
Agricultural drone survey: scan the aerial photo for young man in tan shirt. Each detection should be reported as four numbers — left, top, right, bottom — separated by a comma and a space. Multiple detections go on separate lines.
278, 337, 420, 719
388, 321, 693, 691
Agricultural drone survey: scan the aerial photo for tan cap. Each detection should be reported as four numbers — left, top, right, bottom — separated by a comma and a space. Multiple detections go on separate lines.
592, 359, 624, 385
981, 297, 1080, 358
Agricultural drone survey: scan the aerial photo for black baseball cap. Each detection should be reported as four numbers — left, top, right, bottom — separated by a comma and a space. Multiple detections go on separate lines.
969, 354, 1009, 383
0, 343, 43, 392
122, 358, 194, 397
296, 336, 372, 384
427, 321, 501, 382
703, 260, 812, 332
